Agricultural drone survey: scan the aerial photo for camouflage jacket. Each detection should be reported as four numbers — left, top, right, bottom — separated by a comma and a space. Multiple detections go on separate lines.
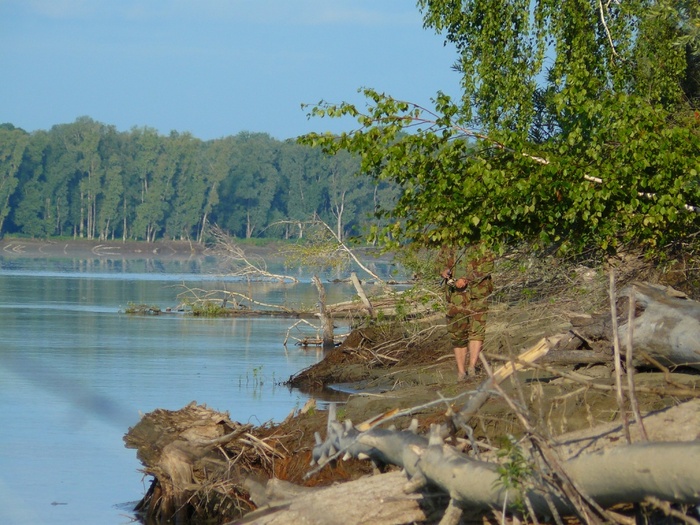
438, 246, 494, 286
438, 246, 494, 304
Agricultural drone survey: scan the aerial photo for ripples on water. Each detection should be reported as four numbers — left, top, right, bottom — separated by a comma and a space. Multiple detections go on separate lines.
0, 255, 380, 525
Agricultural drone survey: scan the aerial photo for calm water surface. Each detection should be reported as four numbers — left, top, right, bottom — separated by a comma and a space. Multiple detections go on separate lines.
0, 256, 355, 525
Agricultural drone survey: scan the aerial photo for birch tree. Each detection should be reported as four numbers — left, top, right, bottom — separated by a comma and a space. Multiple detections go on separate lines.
301, 0, 700, 255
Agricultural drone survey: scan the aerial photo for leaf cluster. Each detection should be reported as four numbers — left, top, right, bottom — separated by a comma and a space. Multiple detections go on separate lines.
495, 435, 534, 513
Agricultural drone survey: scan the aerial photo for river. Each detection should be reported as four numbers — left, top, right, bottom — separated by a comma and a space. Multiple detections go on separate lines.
0, 254, 362, 525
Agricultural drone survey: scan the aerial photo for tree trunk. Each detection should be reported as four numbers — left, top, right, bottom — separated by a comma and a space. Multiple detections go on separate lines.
619, 282, 700, 370
350, 272, 374, 318
198, 212, 207, 243
569, 282, 700, 371
311, 401, 700, 520
312, 274, 335, 350
241, 471, 428, 525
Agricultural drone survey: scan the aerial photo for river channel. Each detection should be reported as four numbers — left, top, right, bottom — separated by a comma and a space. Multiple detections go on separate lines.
0, 255, 360, 524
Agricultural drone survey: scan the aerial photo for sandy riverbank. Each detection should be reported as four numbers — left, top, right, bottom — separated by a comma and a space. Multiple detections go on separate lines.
0, 237, 294, 260
0, 238, 206, 259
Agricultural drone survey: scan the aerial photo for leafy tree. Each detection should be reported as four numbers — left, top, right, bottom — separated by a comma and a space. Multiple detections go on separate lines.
216, 132, 281, 238
164, 131, 204, 241
300, 0, 700, 255
275, 141, 307, 238
281, 144, 335, 238
0, 125, 29, 234
8, 129, 43, 236
93, 125, 127, 240
131, 127, 167, 242
319, 150, 362, 241
278, 142, 383, 241
97, 155, 124, 240
0, 119, 403, 242
43, 122, 86, 237
195, 137, 232, 242
59, 116, 111, 239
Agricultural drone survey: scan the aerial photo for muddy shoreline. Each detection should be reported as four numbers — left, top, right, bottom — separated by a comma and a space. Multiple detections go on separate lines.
123, 290, 700, 524
125, 314, 700, 524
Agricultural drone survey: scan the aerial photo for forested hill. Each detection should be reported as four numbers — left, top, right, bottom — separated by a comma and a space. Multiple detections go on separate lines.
0, 117, 398, 243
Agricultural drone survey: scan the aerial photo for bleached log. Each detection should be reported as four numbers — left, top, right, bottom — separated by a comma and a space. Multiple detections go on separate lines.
619, 283, 700, 370
554, 399, 700, 459
311, 405, 700, 517
242, 402, 700, 523
350, 271, 374, 317
312, 275, 335, 349
414, 437, 700, 514
565, 282, 700, 371
238, 471, 427, 525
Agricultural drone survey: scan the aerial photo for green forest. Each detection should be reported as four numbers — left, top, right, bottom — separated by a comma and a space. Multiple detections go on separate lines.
0, 117, 397, 243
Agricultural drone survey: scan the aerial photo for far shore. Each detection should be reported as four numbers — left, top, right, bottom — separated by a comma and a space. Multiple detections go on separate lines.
0, 238, 285, 261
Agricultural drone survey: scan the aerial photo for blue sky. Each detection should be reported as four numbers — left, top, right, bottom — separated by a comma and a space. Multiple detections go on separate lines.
0, 0, 461, 141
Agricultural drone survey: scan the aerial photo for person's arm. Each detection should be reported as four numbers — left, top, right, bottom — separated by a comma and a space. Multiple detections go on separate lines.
438, 247, 456, 281
454, 250, 493, 288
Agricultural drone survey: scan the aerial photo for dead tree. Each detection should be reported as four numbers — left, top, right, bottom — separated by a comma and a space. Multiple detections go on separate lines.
350, 271, 374, 318
619, 282, 700, 370
317, 422, 700, 516
569, 282, 700, 371
209, 225, 299, 282
312, 274, 336, 350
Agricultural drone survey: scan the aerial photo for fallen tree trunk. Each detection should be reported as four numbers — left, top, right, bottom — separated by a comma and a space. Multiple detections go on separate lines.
620, 282, 700, 370
554, 398, 700, 459
570, 282, 700, 370
350, 271, 374, 318
310, 403, 700, 521
237, 471, 429, 525
232, 400, 700, 525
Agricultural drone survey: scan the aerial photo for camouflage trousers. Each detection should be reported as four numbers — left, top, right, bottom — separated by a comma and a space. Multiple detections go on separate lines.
445, 276, 492, 347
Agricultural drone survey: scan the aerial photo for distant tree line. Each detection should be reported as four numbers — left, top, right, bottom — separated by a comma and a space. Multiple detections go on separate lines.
0, 117, 399, 243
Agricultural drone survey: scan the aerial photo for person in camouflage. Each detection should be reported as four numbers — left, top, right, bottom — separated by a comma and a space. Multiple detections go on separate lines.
439, 246, 494, 380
